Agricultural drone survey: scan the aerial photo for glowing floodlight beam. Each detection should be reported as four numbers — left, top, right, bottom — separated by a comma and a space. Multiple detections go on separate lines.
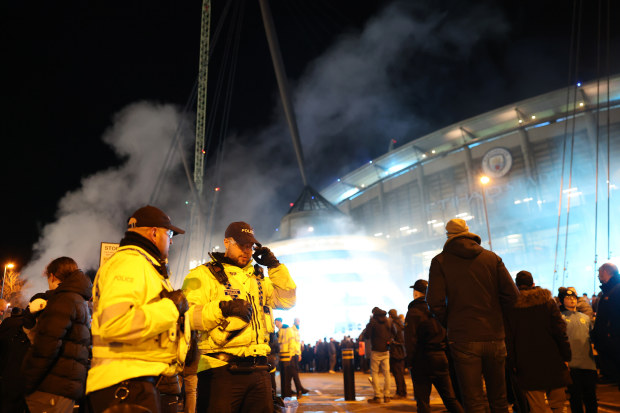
400, 226, 410, 231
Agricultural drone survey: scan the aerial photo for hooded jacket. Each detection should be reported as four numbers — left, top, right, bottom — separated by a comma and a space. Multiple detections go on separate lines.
183, 252, 296, 371
506, 286, 571, 391
22, 269, 93, 400
427, 234, 519, 342
364, 307, 393, 352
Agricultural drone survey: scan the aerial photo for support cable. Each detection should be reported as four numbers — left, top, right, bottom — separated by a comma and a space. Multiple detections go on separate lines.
562, 0, 583, 287
593, 0, 602, 294
606, 0, 611, 261
553, 0, 580, 292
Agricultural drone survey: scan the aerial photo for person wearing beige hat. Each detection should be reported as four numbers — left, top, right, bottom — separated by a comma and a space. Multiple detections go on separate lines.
427, 218, 519, 413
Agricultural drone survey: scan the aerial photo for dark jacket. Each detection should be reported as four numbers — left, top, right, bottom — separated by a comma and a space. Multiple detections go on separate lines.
21, 269, 93, 400
364, 307, 393, 352
592, 274, 620, 355
404, 297, 446, 367
427, 234, 519, 341
389, 315, 406, 360
506, 286, 571, 391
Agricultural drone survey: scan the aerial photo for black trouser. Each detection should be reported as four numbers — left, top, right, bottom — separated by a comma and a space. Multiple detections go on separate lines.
411, 351, 464, 413
279, 360, 291, 397
87, 377, 161, 413
390, 357, 406, 396
197, 365, 272, 413
567, 369, 597, 413
288, 355, 304, 394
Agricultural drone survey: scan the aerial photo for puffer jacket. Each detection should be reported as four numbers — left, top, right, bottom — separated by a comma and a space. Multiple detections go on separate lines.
427, 234, 519, 341
21, 269, 92, 400
506, 286, 571, 391
183, 252, 296, 370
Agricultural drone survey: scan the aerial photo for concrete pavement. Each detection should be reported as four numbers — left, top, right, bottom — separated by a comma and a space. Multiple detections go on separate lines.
277, 371, 620, 412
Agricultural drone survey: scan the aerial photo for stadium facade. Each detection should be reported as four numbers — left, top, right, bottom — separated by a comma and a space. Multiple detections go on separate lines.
269, 76, 620, 342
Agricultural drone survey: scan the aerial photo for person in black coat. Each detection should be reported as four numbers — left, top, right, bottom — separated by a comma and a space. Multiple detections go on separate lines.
506, 271, 571, 413
592, 262, 620, 385
428, 219, 519, 413
388, 309, 407, 399
0, 307, 30, 413
21, 256, 93, 413
405, 280, 464, 413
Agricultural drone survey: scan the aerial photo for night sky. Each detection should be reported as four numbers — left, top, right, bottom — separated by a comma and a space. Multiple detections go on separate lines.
2, 0, 618, 272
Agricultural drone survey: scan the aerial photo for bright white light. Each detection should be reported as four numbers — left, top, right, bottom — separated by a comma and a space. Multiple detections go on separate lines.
514, 200, 522, 205
386, 235, 391, 239
432, 222, 444, 228
508, 238, 519, 244
369, 161, 373, 164
431, 150, 436, 154
563, 187, 578, 193
422, 154, 427, 158
455, 212, 469, 218
462, 215, 474, 221
387, 164, 407, 174
427, 220, 437, 224
518, 119, 523, 124
308, 227, 314, 232
399, 226, 410, 231
407, 228, 418, 234
531, 115, 536, 120
568, 191, 583, 198
523, 197, 533, 202
269, 234, 407, 343
537, 200, 543, 205
374, 232, 383, 237
579, 102, 584, 107
341, 188, 360, 199
361, 184, 366, 188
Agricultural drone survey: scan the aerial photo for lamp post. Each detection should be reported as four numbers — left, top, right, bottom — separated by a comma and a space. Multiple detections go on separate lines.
1, 263, 14, 300
480, 176, 493, 251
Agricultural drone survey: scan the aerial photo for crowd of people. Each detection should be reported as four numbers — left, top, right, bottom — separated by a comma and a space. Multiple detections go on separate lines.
0, 211, 619, 413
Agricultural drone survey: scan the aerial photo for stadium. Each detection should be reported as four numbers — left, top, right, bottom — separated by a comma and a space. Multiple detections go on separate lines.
270, 75, 620, 342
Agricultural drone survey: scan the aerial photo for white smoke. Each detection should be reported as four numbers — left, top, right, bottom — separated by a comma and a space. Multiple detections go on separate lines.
22, 102, 191, 297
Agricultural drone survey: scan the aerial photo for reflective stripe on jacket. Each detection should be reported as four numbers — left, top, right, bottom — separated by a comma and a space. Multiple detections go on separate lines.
183, 260, 296, 371
86, 245, 187, 394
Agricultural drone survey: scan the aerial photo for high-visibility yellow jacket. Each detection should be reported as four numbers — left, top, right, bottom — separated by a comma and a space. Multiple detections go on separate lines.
183, 254, 296, 371
86, 245, 189, 394
277, 326, 292, 362
289, 324, 302, 357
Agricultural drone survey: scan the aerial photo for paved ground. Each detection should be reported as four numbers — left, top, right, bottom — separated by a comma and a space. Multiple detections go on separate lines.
276, 371, 620, 412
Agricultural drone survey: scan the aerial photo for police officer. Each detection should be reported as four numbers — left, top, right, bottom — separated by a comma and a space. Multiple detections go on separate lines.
86, 205, 189, 413
183, 221, 296, 413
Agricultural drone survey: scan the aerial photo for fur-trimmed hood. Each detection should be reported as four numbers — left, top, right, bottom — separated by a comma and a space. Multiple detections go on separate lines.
514, 286, 553, 308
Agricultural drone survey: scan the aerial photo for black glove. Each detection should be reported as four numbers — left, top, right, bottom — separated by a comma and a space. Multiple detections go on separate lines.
219, 299, 252, 322
161, 289, 189, 316
252, 245, 280, 268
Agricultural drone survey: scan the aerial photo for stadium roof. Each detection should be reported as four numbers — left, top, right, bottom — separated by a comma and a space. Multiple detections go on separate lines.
320, 75, 620, 205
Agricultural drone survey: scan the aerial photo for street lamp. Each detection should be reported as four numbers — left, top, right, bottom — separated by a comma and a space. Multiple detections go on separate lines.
480, 176, 493, 251
1, 263, 14, 300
